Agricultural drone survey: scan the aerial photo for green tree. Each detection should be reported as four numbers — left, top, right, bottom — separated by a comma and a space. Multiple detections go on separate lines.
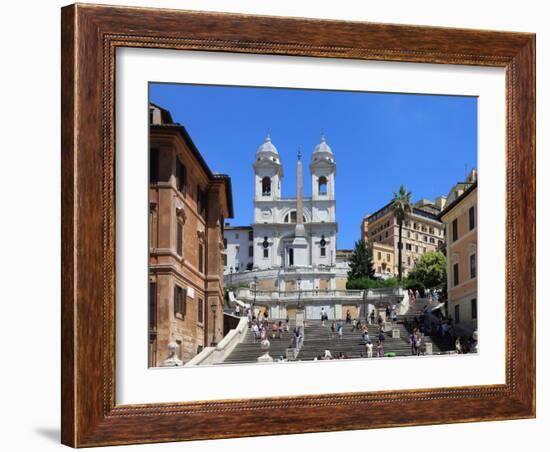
408, 251, 447, 289
347, 240, 375, 281
392, 185, 413, 282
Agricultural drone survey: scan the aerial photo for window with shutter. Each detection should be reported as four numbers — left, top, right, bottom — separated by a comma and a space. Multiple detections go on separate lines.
176, 158, 186, 193
198, 244, 204, 273
470, 253, 476, 278
196, 186, 207, 218
149, 148, 159, 183
201, 190, 207, 217
174, 285, 186, 318
469, 206, 475, 231
453, 263, 460, 286
149, 282, 157, 330
182, 288, 187, 317
176, 222, 183, 256
173, 285, 179, 317
452, 218, 458, 242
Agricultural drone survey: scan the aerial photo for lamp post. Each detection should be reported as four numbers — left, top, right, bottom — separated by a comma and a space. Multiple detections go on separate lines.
297, 276, 302, 310
230, 267, 233, 286
210, 303, 218, 347
253, 276, 258, 319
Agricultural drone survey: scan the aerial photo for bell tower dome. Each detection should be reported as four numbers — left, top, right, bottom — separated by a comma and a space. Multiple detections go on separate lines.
310, 135, 336, 201
253, 134, 283, 201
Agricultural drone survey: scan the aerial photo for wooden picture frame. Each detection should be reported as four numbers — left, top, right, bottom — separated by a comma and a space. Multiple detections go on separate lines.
61, 3, 535, 447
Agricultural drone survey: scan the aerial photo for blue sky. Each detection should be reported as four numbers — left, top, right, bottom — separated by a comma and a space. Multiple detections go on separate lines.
150, 83, 477, 249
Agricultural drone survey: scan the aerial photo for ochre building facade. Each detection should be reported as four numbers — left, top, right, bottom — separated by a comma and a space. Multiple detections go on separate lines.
439, 181, 478, 336
362, 199, 445, 278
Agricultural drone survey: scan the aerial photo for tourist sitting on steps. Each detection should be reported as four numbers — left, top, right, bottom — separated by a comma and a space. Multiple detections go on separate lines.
277, 321, 284, 339
455, 336, 463, 354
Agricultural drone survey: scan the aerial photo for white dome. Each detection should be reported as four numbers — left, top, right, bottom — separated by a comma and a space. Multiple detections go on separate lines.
256, 135, 279, 155
312, 135, 335, 162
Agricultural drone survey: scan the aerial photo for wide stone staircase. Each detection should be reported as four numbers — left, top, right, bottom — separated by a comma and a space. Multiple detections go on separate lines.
221, 321, 297, 364
220, 297, 456, 364
296, 320, 412, 359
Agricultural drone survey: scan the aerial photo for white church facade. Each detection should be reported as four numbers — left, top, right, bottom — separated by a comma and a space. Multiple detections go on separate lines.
224, 135, 351, 319
252, 135, 337, 274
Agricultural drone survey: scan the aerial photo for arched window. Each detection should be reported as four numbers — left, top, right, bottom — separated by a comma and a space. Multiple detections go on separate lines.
284, 210, 306, 224
318, 176, 328, 195
261, 177, 271, 196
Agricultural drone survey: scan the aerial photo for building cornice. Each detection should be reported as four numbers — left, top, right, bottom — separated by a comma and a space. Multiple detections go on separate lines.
438, 182, 478, 220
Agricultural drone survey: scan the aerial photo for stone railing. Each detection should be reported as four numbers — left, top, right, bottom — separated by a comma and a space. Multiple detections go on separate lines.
236, 288, 364, 303
235, 287, 403, 304
225, 266, 350, 287
185, 317, 249, 366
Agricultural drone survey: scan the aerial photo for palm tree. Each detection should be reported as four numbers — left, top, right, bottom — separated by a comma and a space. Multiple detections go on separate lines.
392, 185, 412, 282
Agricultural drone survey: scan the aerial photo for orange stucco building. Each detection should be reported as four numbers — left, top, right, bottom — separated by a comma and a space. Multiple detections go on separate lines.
438, 180, 478, 336
148, 104, 233, 366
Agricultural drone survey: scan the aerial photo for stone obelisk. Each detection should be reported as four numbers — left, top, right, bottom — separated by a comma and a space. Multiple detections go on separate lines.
292, 148, 308, 267
292, 148, 308, 327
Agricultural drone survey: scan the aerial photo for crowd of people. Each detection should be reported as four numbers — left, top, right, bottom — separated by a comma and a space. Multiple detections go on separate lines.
240, 298, 476, 361
246, 307, 307, 351
248, 308, 287, 341
404, 304, 477, 355
316, 307, 398, 359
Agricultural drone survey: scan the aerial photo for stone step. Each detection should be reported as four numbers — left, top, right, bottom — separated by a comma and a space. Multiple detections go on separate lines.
221, 311, 454, 364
